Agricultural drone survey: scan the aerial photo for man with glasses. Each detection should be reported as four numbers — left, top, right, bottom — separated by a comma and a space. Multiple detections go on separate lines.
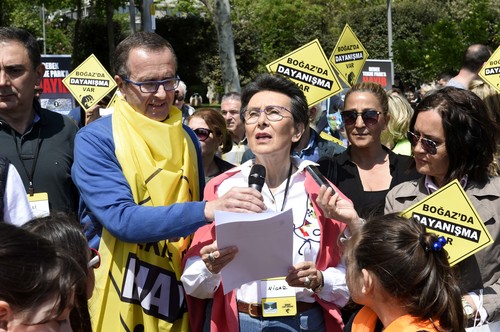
71, 31, 265, 331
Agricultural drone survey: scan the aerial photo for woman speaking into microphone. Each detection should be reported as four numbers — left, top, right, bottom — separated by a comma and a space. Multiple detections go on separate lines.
181, 74, 350, 332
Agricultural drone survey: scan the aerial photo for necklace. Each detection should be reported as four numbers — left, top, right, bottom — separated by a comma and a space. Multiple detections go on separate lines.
267, 161, 293, 212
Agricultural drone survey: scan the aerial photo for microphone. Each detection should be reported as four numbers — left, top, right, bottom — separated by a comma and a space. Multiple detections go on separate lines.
248, 164, 266, 192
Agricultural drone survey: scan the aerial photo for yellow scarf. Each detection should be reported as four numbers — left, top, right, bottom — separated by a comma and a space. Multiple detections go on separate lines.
90, 97, 199, 332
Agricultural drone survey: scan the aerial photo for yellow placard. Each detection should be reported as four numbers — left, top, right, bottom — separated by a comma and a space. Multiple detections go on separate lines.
266, 39, 343, 107
479, 45, 500, 94
400, 180, 493, 266
329, 24, 369, 87
62, 54, 117, 112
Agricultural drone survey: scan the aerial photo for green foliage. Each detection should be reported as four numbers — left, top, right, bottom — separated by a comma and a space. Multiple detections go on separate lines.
6, 4, 42, 36
155, 14, 218, 97
4, 0, 499, 90
45, 23, 73, 54
391, 0, 499, 84
72, 17, 126, 71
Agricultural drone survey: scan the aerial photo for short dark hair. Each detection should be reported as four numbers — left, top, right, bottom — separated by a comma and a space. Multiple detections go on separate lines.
0, 26, 41, 69
410, 87, 498, 185
113, 31, 177, 77
347, 213, 465, 331
240, 74, 309, 129
462, 44, 492, 73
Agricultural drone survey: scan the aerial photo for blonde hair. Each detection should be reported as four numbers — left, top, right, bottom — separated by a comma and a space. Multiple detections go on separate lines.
419, 82, 438, 99
381, 94, 413, 148
469, 80, 500, 125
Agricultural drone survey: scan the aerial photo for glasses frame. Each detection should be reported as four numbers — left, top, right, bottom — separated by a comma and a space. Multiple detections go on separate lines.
407, 131, 439, 155
122, 77, 180, 93
243, 105, 292, 125
193, 128, 213, 142
341, 110, 383, 126
88, 248, 101, 269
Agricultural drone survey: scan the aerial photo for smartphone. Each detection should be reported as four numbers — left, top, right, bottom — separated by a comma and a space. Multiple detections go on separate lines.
306, 165, 335, 193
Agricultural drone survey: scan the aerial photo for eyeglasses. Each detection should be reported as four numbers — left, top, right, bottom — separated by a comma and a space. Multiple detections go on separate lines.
193, 128, 213, 142
88, 248, 101, 269
244, 105, 292, 124
340, 110, 382, 126
407, 131, 440, 155
122, 77, 180, 93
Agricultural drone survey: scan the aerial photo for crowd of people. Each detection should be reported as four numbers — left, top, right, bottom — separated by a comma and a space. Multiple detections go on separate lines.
1, 25, 499, 332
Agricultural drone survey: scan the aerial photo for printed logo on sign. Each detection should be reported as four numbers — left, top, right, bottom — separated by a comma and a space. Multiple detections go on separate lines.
400, 180, 493, 266
276, 64, 333, 91
329, 24, 369, 87
121, 253, 186, 322
266, 39, 342, 107
62, 54, 117, 112
479, 46, 500, 92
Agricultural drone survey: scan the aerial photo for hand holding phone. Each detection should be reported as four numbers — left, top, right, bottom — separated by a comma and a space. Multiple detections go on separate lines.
306, 165, 335, 194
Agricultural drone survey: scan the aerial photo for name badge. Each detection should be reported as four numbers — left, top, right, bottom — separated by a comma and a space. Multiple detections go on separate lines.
27, 192, 50, 218
260, 277, 297, 317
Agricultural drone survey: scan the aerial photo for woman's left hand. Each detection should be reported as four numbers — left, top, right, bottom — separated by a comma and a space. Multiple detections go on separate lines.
286, 261, 323, 291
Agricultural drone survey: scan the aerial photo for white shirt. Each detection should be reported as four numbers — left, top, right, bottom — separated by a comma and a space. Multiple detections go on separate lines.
3, 164, 34, 226
181, 157, 349, 308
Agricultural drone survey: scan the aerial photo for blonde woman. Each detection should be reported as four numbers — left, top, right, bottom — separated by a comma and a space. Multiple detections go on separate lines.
381, 93, 414, 156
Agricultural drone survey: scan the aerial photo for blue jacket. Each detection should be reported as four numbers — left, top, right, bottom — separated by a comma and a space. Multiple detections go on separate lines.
72, 115, 206, 248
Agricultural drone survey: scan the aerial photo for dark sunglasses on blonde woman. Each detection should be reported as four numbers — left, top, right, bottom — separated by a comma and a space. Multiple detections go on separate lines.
341, 110, 382, 126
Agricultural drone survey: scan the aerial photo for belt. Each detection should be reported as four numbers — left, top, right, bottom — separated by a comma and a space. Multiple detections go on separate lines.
237, 301, 318, 318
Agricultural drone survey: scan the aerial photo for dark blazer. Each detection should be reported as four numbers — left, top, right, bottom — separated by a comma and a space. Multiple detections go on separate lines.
318, 145, 421, 218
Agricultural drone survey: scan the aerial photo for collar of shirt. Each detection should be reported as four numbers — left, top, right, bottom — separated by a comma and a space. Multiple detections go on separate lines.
424, 174, 468, 194
295, 130, 320, 162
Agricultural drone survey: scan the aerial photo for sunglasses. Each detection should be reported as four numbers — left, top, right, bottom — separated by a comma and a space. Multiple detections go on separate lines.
341, 110, 382, 126
88, 248, 101, 269
407, 131, 439, 155
193, 128, 213, 142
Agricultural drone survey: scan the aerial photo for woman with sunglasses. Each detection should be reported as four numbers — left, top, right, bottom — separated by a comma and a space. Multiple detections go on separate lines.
384, 87, 500, 328
182, 74, 349, 332
318, 82, 419, 219
187, 108, 235, 183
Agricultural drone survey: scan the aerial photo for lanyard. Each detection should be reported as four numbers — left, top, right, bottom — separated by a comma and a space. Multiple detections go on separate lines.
11, 126, 42, 196
268, 161, 293, 212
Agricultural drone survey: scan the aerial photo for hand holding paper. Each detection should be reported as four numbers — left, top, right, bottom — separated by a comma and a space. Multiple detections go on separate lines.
214, 209, 294, 294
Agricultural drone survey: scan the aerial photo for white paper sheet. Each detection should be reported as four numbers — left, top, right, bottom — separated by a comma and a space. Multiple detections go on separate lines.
214, 209, 294, 294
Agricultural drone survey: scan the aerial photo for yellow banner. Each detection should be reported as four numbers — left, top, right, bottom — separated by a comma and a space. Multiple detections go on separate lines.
479, 45, 500, 93
400, 180, 493, 266
62, 54, 117, 112
266, 39, 342, 107
329, 24, 369, 87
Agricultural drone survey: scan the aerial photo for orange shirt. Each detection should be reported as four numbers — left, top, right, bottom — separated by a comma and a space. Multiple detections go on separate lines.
352, 306, 441, 332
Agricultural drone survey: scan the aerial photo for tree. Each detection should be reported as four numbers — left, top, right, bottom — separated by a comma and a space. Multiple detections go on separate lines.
213, 0, 240, 92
